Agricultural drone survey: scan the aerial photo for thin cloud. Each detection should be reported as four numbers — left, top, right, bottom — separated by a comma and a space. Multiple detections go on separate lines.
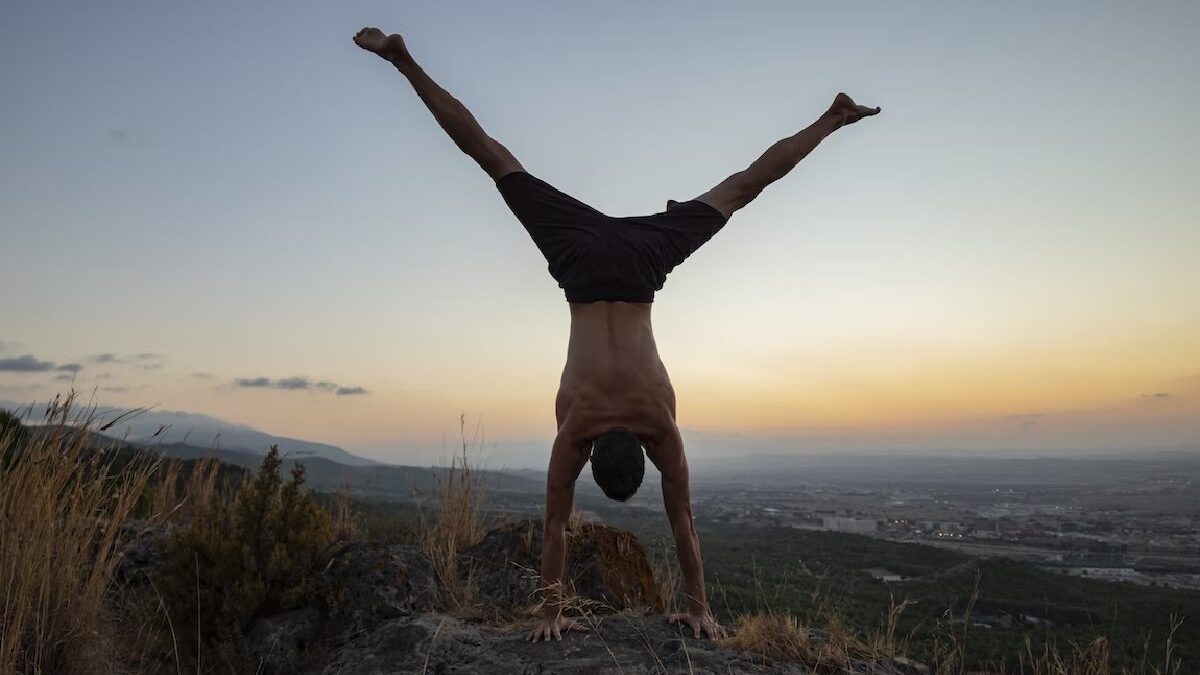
53, 373, 75, 382
0, 355, 55, 372
1140, 392, 1171, 399
91, 352, 164, 368
55, 363, 83, 373
275, 377, 311, 390
234, 377, 272, 388
102, 386, 130, 393
230, 376, 369, 396
190, 372, 215, 379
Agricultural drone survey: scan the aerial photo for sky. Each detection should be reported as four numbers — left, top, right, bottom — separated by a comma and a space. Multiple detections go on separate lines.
2, 1, 1198, 465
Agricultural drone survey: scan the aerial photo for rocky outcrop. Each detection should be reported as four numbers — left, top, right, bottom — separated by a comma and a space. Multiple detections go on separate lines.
318, 542, 439, 634
117, 519, 924, 674
465, 519, 661, 618
321, 612, 928, 675
323, 612, 803, 675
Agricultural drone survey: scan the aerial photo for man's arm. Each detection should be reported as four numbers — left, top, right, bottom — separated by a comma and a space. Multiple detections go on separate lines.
353, 27, 523, 180
695, 92, 881, 220
651, 428, 726, 639
529, 431, 589, 642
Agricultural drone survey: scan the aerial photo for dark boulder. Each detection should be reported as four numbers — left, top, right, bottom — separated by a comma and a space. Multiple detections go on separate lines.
317, 541, 438, 635
244, 608, 323, 671
114, 519, 175, 586
464, 519, 662, 619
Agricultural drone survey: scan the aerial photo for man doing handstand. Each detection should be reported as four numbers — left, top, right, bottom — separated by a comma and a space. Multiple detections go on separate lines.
353, 26, 881, 643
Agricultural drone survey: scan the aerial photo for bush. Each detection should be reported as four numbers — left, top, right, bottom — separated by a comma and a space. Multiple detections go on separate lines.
159, 445, 332, 669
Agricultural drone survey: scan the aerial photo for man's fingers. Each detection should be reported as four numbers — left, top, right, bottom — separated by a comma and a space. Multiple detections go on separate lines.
554, 627, 562, 641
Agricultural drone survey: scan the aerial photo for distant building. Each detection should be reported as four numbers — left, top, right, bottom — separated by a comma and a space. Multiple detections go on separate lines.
822, 517, 879, 534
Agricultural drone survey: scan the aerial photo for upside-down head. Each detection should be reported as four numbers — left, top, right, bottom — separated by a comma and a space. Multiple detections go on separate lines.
590, 427, 645, 502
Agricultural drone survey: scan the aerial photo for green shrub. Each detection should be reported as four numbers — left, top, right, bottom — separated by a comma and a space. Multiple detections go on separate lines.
159, 445, 332, 669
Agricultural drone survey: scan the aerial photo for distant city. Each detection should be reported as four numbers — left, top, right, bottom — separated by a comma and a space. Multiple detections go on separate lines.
672, 455, 1200, 590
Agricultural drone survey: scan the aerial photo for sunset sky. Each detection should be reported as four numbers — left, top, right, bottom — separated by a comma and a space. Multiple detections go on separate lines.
3, 2, 1198, 465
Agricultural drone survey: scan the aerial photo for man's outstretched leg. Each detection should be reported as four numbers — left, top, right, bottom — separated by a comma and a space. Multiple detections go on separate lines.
694, 93, 881, 219
353, 27, 523, 181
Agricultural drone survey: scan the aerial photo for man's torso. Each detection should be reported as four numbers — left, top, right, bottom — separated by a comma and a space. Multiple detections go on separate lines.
555, 301, 676, 444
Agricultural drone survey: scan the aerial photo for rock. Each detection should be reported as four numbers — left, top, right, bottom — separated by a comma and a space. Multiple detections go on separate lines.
889, 655, 931, 674
317, 542, 438, 636
321, 612, 920, 675
244, 608, 322, 671
465, 519, 662, 619
114, 519, 175, 586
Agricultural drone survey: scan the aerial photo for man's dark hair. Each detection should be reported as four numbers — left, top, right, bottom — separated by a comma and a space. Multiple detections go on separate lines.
590, 427, 644, 502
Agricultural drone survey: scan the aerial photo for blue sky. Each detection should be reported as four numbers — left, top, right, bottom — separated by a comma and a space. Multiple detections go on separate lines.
2, 1, 1198, 463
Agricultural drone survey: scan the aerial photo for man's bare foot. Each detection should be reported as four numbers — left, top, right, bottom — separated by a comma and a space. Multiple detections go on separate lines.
353, 27, 410, 64
825, 92, 881, 128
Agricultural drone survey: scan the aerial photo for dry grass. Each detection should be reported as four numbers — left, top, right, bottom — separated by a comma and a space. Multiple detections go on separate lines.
927, 568, 981, 675
865, 593, 915, 663
721, 612, 814, 662
0, 394, 158, 675
647, 537, 682, 614
147, 456, 221, 524
330, 480, 359, 541
721, 611, 872, 673
418, 414, 487, 611
1008, 614, 1185, 675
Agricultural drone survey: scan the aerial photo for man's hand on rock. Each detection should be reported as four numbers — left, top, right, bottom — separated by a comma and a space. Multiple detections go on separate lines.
527, 615, 588, 642
668, 611, 727, 640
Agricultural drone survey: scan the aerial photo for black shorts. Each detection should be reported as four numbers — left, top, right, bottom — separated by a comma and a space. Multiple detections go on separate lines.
496, 171, 728, 303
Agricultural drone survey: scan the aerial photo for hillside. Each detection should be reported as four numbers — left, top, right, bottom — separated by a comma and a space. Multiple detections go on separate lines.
1, 401, 379, 466
156, 441, 544, 500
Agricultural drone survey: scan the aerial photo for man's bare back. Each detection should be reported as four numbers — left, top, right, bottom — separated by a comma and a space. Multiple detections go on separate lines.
353, 24, 880, 644
557, 302, 674, 440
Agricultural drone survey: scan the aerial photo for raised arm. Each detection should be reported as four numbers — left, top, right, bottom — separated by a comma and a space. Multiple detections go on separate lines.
528, 431, 589, 642
353, 27, 523, 180
649, 428, 726, 639
695, 93, 881, 220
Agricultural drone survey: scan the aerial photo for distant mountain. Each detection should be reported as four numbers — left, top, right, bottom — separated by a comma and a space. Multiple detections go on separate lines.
155, 442, 543, 502
0, 400, 379, 467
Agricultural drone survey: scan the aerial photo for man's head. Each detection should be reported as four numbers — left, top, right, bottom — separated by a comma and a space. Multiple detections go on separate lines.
590, 427, 644, 502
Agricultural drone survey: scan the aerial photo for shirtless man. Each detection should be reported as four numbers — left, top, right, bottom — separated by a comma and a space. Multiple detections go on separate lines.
353, 26, 880, 643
